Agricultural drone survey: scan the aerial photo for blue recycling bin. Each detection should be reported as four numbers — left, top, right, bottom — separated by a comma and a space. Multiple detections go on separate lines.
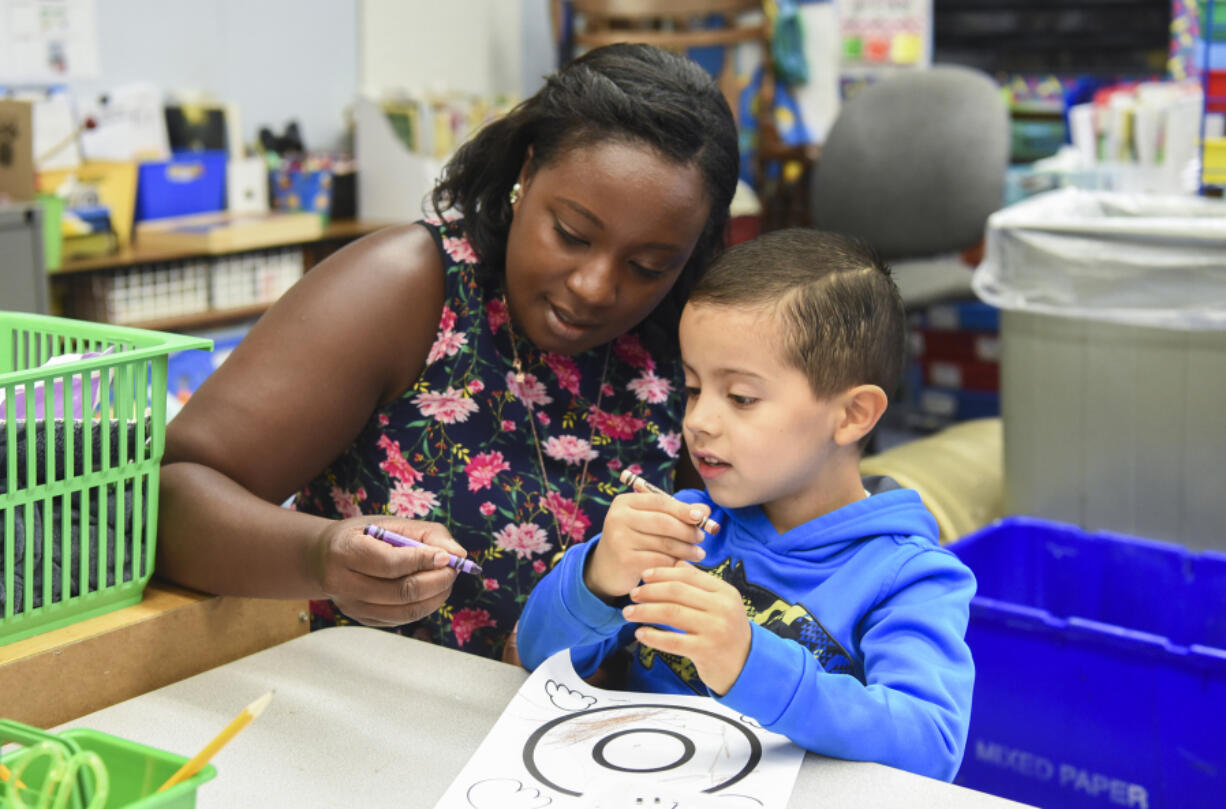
948, 517, 1226, 809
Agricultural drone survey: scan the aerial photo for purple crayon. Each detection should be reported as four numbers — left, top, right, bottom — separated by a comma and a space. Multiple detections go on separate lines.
363, 524, 483, 576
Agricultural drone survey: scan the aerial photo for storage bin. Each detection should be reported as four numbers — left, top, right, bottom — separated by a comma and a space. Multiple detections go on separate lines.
1, 718, 216, 808
949, 517, 1226, 809
134, 152, 227, 223
0, 313, 210, 645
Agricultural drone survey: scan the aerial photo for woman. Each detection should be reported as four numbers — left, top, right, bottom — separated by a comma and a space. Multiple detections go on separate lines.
156, 43, 739, 660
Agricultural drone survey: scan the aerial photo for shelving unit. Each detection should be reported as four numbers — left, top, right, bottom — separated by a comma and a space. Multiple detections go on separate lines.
47, 219, 391, 331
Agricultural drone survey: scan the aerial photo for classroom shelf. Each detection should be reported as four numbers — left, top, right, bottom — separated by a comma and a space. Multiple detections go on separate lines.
124, 303, 274, 332
47, 218, 392, 331
53, 218, 390, 275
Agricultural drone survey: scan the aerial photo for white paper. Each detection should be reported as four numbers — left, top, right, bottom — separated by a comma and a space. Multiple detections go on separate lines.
792, 1, 841, 144
227, 156, 270, 214
78, 82, 170, 162
434, 651, 805, 809
0, 0, 99, 81
18, 88, 81, 171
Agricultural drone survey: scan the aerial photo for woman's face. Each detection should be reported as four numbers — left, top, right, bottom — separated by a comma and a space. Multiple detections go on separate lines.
503, 140, 711, 355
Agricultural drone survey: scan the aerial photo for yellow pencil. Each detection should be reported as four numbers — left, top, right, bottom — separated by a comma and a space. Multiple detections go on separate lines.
0, 762, 27, 789
156, 690, 274, 793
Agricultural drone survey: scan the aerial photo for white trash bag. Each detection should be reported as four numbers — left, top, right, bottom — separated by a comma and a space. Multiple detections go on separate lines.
972, 187, 1226, 330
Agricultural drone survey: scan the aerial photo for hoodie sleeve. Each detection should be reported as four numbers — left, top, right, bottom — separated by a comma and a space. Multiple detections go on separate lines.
715, 549, 976, 781
515, 536, 636, 676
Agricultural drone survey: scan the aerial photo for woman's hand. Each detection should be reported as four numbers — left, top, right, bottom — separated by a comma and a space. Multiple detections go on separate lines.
584, 493, 709, 601
308, 518, 467, 627
623, 561, 752, 696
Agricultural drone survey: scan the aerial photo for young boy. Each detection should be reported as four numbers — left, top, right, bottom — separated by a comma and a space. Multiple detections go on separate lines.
516, 229, 976, 781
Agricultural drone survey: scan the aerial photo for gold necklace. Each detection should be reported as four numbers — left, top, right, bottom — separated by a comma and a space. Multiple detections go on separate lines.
504, 299, 613, 552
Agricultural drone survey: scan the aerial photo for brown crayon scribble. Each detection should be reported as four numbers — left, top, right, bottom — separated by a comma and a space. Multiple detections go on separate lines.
548, 709, 664, 745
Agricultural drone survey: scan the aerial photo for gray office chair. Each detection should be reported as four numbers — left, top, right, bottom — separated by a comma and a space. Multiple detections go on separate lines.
809, 65, 1009, 304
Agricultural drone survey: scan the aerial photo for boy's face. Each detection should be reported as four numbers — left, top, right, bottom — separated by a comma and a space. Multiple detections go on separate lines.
679, 302, 845, 533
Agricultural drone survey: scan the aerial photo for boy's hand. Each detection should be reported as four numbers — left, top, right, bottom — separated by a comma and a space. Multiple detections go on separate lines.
622, 562, 751, 696
584, 493, 709, 601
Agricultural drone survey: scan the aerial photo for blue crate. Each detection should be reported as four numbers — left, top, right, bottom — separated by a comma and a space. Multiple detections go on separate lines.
948, 517, 1226, 809
134, 150, 227, 222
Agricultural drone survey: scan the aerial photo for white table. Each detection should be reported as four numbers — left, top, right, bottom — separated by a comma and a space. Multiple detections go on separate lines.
58, 627, 1033, 808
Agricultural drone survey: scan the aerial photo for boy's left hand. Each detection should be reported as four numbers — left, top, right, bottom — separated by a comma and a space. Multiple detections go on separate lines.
623, 562, 751, 696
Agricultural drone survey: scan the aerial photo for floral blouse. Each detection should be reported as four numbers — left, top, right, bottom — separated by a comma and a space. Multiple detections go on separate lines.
295, 219, 686, 659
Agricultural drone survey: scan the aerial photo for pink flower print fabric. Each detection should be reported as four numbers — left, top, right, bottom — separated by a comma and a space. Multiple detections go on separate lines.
296, 219, 686, 659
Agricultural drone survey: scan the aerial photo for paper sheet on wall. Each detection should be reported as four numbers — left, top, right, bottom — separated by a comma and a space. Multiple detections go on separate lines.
433, 651, 805, 809
0, 0, 99, 82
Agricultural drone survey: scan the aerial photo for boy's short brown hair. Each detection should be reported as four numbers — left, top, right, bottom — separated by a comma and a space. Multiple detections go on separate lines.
688, 228, 905, 401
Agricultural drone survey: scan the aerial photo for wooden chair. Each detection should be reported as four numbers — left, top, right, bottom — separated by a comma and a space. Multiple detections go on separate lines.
557, 0, 818, 228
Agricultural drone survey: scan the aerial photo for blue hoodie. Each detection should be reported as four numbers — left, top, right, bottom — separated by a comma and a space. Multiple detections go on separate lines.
517, 477, 976, 781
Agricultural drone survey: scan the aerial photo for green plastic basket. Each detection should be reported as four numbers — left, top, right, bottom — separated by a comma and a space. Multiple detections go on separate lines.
0, 312, 210, 645
1, 719, 216, 809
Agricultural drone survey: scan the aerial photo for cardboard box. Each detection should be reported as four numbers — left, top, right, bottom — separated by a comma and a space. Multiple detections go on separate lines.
0, 99, 36, 202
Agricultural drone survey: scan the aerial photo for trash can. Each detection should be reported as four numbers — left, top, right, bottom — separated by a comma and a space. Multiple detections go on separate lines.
972, 188, 1226, 551
948, 517, 1226, 809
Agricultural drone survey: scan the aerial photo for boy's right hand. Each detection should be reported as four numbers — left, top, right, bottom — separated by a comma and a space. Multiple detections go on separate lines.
584, 492, 709, 601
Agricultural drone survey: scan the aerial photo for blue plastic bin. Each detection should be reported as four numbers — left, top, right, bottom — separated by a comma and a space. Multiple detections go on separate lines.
949, 517, 1226, 809
134, 151, 227, 222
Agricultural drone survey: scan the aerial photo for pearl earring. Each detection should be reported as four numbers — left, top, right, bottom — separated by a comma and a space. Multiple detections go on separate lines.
508, 182, 522, 206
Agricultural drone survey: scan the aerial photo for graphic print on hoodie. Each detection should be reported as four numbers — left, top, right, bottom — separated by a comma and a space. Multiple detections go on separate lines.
638, 557, 855, 694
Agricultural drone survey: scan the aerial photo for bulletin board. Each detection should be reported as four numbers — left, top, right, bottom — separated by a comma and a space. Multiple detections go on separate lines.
0, 0, 99, 83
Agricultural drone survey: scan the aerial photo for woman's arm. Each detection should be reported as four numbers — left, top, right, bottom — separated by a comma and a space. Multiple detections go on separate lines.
156, 225, 459, 618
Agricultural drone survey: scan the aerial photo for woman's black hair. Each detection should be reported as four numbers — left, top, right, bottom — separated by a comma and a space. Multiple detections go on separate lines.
431, 43, 739, 357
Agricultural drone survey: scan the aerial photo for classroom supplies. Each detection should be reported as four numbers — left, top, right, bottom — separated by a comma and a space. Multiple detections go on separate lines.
363, 524, 483, 576
0, 761, 27, 789
433, 649, 804, 808
0, 718, 217, 808
5, 740, 109, 809
37, 160, 139, 250
0, 313, 211, 645
133, 151, 227, 223
618, 470, 722, 535
156, 691, 273, 793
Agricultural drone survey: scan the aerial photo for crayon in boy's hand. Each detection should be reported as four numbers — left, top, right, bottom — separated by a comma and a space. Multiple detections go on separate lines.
619, 469, 721, 535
